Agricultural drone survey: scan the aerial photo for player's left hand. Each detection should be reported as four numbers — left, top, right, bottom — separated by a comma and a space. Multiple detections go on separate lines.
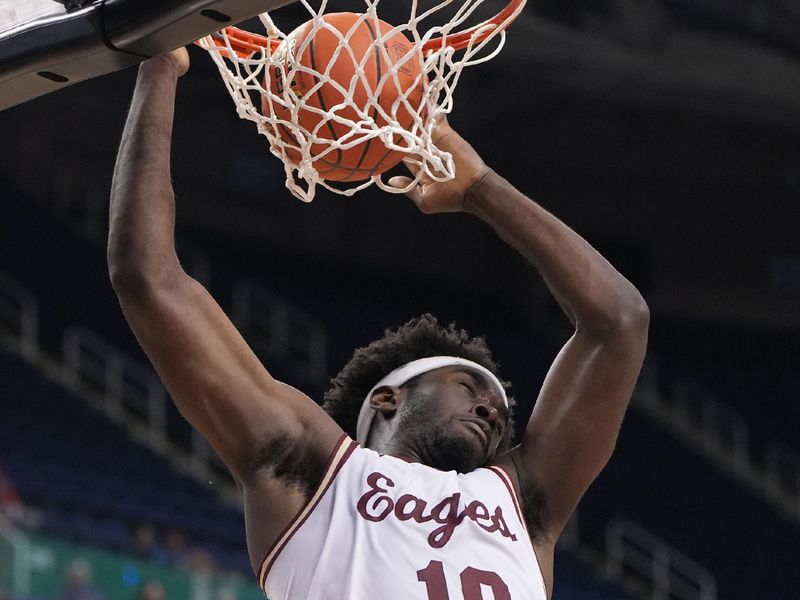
388, 116, 489, 214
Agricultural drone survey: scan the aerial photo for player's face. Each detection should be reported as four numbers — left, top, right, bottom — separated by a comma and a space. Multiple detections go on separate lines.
396, 366, 508, 473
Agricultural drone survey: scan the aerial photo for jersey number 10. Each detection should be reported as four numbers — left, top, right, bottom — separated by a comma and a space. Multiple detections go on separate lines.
417, 560, 511, 600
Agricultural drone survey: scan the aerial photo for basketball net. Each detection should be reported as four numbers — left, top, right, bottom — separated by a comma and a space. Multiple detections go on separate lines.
197, 0, 526, 202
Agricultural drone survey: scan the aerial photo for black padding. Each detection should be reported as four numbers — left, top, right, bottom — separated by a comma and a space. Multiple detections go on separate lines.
102, 0, 294, 57
0, 0, 295, 111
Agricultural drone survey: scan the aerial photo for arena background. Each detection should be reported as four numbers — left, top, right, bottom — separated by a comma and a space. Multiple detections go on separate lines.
0, 1, 799, 599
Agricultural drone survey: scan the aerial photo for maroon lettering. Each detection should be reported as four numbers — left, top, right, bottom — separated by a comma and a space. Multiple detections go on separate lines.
417, 560, 451, 600
356, 472, 395, 522
356, 472, 518, 548
428, 493, 464, 548
418, 562, 512, 600
396, 494, 429, 522
464, 500, 492, 531
461, 566, 511, 600
491, 506, 517, 541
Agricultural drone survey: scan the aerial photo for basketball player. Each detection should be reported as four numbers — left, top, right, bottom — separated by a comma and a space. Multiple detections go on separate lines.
108, 48, 649, 600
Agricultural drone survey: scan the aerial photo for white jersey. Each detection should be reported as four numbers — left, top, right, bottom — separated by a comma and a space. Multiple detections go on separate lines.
259, 435, 548, 600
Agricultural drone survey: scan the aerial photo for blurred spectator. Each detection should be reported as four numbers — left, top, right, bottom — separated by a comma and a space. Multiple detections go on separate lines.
162, 528, 187, 566
0, 587, 10, 600
0, 460, 24, 525
130, 522, 221, 575
215, 591, 236, 600
182, 548, 217, 574
55, 559, 105, 600
137, 581, 166, 600
132, 523, 166, 563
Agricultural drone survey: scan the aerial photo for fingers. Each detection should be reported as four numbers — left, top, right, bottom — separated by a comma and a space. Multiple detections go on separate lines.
402, 157, 438, 189
388, 176, 413, 188
388, 176, 424, 206
142, 52, 188, 80
167, 47, 190, 77
431, 114, 454, 141
402, 157, 422, 177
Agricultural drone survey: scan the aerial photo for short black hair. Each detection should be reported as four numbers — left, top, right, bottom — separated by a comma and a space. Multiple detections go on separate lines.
322, 313, 516, 449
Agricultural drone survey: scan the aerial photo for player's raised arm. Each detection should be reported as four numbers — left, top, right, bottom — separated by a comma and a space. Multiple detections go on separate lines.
107, 50, 343, 491
392, 118, 649, 539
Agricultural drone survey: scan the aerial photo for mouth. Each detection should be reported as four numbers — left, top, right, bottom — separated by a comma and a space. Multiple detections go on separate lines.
460, 420, 489, 447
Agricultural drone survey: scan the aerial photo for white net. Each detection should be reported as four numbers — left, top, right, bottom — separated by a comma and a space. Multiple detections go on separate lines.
197, 0, 526, 202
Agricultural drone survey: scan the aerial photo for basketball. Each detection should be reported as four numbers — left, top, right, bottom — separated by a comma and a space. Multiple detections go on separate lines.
265, 13, 424, 182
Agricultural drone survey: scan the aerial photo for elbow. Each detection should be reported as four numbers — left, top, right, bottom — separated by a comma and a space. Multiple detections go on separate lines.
579, 288, 650, 341
108, 251, 182, 303
108, 262, 149, 300
108, 260, 152, 301
619, 290, 650, 332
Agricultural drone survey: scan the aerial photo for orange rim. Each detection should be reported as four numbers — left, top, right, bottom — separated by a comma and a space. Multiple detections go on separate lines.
201, 0, 526, 58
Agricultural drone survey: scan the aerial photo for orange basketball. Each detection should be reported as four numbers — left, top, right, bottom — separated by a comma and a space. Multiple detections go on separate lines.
265, 13, 424, 182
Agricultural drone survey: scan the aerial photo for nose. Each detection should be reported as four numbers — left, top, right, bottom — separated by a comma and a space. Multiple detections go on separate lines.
472, 402, 499, 424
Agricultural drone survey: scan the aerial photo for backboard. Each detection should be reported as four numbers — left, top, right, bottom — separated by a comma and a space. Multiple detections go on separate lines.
0, 0, 296, 111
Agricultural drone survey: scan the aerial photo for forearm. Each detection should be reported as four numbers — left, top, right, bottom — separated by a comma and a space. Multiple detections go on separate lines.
108, 57, 183, 287
466, 170, 648, 333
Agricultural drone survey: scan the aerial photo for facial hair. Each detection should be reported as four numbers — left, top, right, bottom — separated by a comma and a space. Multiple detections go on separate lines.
398, 390, 486, 473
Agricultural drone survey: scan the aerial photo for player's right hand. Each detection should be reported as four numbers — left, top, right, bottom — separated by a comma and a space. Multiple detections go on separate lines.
389, 116, 489, 215
164, 47, 190, 77
142, 47, 190, 78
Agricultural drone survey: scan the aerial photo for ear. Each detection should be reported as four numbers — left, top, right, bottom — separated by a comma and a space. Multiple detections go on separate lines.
369, 386, 401, 415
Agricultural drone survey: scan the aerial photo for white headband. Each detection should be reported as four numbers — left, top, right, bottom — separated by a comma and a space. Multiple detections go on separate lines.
355, 356, 508, 445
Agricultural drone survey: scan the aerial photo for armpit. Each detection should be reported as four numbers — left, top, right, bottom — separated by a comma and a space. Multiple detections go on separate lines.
508, 452, 552, 543
251, 432, 326, 498
519, 476, 551, 544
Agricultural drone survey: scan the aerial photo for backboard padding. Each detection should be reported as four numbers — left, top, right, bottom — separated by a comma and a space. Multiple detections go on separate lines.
0, 0, 297, 111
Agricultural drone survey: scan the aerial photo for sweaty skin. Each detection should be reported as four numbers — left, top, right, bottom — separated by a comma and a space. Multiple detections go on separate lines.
109, 47, 648, 598
367, 365, 509, 472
